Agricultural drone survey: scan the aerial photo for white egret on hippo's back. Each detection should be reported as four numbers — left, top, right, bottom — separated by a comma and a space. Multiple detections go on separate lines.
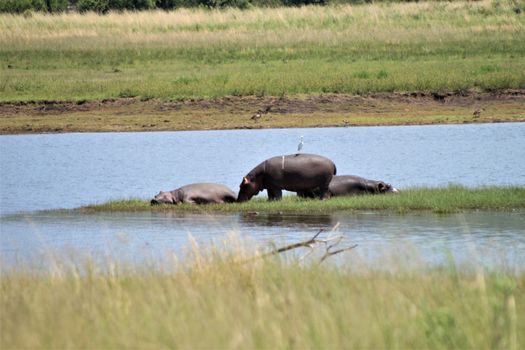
297, 135, 304, 153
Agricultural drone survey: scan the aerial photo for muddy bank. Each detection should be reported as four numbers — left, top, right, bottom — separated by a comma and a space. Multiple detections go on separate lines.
1, 89, 524, 134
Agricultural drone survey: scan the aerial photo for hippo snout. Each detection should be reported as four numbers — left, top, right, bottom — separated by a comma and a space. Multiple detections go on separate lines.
150, 199, 159, 205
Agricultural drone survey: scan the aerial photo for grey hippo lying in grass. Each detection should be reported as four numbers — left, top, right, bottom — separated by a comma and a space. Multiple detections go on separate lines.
151, 183, 236, 205
237, 153, 337, 202
297, 175, 399, 198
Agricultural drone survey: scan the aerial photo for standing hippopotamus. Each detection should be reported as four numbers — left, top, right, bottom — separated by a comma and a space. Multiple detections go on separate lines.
297, 175, 399, 198
237, 153, 337, 202
151, 183, 236, 205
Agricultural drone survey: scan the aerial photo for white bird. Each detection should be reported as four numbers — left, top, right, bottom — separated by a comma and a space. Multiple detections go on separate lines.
297, 135, 304, 153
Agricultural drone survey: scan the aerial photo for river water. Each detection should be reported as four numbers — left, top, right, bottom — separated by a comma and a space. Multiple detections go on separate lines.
1, 123, 524, 270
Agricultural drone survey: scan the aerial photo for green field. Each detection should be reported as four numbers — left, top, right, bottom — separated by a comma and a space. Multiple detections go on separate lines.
1, 247, 523, 349
1, 0, 524, 102
80, 186, 525, 214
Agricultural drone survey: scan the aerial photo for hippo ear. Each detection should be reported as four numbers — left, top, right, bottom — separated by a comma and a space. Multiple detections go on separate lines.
242, 177, 250, 185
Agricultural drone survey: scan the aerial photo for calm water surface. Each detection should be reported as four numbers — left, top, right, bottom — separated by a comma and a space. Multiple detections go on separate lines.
1, 123, 524, 270
2, 211, 524, 271
2, 123, 524, 215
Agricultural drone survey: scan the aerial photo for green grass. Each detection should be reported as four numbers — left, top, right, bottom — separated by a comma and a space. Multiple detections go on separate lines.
79, 186, 525, 214
1, 0, 524, 102
1, 248, 523, 349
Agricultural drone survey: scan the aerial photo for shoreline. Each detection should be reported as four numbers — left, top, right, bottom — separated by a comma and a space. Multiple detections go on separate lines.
1, 89, 524, 135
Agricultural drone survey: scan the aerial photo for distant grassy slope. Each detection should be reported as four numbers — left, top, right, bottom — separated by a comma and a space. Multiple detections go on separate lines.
79, 186, 525, 214
0, 0, 524, 102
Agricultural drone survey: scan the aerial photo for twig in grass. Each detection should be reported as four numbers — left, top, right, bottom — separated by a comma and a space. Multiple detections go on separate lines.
319, 243, 359, 264
245, 222, 357, 264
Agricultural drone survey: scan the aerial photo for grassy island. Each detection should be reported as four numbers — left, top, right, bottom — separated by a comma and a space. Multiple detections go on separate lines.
79, 186, 525, 214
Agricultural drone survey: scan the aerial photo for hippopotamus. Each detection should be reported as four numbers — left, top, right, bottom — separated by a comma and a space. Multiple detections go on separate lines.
297, 175, 399, 198
151, 183, 236, 205
237, 153, 337, 202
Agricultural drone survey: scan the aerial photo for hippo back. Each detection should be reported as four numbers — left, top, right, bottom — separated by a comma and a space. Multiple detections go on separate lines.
263, 153, 337, 192
330, 176, 397, 195
179, 183, 236, 204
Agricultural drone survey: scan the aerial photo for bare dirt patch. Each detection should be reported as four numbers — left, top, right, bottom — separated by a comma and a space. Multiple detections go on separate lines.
1, 89, 524, 134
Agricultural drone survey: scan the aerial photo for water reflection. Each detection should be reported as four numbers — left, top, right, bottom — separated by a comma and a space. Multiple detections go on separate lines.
239, 212, 336, 228
1, 210, 524, 272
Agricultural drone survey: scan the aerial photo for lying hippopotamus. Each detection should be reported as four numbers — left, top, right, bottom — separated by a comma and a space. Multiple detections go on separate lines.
297, 175, 399, 198
237, 153, 337, 202
151, 183, 236, 205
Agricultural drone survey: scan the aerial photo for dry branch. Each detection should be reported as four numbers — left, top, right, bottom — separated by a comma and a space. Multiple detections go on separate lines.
244, 222, 357, 264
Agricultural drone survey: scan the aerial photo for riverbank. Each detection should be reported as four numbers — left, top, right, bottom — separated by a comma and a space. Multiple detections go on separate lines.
78, 186, 525, 214
2, 247, 523, 349
1, 90, 524, 134
1, 0, 524, 134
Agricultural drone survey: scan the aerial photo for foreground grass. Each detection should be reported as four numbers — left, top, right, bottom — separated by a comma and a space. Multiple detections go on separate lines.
1, 0, 524, 102
80, 186, 525, 214
1, 249, 523, 349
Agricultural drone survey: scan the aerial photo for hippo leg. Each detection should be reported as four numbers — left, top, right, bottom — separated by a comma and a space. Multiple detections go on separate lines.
318, 185, 331, 200
223, 195, 236, 203
182, 194, 204, 204
267, 188, 283, 201
194, 197, 213, 204
297, 190, 316, 199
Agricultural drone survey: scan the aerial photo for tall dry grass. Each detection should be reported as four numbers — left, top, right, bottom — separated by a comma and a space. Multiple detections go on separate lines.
1, 1, 522, 49
1, 240, 523, 349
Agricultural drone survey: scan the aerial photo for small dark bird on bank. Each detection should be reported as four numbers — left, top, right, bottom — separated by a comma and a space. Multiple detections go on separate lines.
473, 108, 485, 118
251, 105, 273, 121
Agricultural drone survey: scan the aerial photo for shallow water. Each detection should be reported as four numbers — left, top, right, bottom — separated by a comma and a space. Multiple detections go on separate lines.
1, 123, 524, 270
2, 210, 524, 271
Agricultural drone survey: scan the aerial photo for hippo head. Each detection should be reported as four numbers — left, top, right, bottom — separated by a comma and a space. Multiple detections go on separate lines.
376, 182, 399, 194
150, 191, 176, 205
237, 176, 262, 202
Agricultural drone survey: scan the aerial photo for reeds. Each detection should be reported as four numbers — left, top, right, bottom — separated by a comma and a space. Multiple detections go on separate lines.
1, 240, 523, 349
